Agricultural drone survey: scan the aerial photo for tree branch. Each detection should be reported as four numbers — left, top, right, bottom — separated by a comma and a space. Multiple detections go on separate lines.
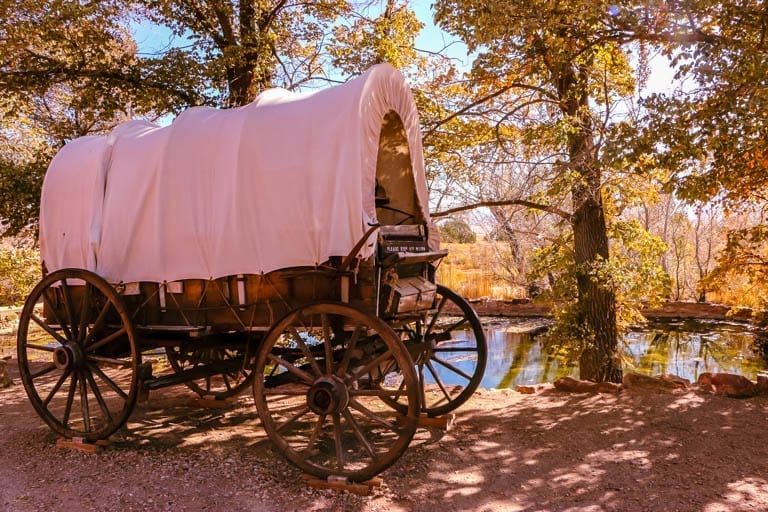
422, 82, 551, 142
432, 199, 573, 222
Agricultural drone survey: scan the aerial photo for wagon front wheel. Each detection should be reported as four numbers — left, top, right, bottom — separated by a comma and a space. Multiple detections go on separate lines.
17, 268, 140, 441
253, 302, 420, 481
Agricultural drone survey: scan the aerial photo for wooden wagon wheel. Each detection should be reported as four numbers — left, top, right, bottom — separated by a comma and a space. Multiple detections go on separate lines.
388, 285, 487, 417
253, 301, 419, 481
17, 268, 140, 441
165, 344, 254, 399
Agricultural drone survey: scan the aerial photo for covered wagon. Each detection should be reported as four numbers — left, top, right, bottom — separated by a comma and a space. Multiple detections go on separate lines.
17, 64, 487, 480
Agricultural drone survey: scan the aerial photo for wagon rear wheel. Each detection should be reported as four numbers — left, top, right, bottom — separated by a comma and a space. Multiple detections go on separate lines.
17, 268, 140, 441
253, 302, 419, 481
391, 285, 487, 417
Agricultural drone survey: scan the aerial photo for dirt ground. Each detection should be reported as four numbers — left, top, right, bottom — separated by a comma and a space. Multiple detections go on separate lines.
3, 357, 768, 512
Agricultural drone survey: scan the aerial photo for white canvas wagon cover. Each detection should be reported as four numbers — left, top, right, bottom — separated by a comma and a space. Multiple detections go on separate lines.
40, 64, 431, 284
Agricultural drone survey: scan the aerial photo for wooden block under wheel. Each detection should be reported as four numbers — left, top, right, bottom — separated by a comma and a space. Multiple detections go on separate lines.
397, 413, 455, 430
303, 474, 383, 496
417, 413, 455, 430
56, 437, 109, 454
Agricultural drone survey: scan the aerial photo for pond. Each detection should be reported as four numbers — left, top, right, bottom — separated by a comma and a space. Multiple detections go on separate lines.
437, 317, 768, 389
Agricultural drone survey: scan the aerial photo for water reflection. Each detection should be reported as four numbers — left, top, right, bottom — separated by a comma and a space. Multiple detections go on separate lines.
623, 319, 768, 382
482, 321, 576, 388
424, 318, 768, 389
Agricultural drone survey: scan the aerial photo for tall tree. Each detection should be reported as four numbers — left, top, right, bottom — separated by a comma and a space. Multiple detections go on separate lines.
431, 0, 658, 381
1, 1, 199, 118
0, 0, 204, 232
136, 0, 350, 107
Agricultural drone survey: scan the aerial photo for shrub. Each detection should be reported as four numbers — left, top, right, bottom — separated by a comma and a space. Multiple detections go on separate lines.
0, 237, 40, 306
439, 219, 477, 244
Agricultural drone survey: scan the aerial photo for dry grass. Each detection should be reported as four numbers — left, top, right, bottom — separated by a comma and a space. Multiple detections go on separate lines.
436, 242, 526, 300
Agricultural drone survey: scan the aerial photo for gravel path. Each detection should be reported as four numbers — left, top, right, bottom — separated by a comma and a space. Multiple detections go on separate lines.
4, 357, 768, 512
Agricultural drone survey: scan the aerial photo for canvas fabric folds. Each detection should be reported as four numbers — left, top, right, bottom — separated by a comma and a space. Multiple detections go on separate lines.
40, 64, 430, 284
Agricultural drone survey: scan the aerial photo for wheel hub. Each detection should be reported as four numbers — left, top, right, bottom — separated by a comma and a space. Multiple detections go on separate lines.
307, 376, 349, 415
53, 343, 84, 371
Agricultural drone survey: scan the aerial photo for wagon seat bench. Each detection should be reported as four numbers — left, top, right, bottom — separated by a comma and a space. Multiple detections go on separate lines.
16, 63, 487, 482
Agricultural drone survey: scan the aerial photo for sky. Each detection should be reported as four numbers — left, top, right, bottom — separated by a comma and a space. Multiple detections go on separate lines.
132, 2, 471, 77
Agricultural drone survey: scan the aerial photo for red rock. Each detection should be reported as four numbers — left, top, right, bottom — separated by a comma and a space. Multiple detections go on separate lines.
553, 376, 615, 393
697, 372, 758, 398
622, 372, 688, 392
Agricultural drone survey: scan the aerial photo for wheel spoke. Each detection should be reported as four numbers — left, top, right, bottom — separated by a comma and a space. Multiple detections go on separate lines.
432, 356, 473, 381
60, 279, 76, 339
437, 317, 470, 335
425, 295, 448, 337
263, 385, 310, 396
85, 326, 127, 353
41, 291, 71, 341
83, 300, 113, 346
418, 362, 426, 407
274, 405, 311, 434
332, 413, 345, 470
78, 283, 91, 343
30, 314, 68, 346
304, 414, 327, 454
85, 367, 113, 425
348, 398, 397, 430
30, 363, 57, 380
348, 350, 394, 384
288, 327, 323, 377
89, 363, 129, 400
25, 343, 56, 353
62, 372, 78, 427
349, 388, 410, 397
342, 409, 377, 460
335, 323, 362, 378
222, 373, 233, 392
86, 354, 132, 367
425, 360, 453, 405
321, 314, 333, 374
267, 353, 314, 384
78, 370, 92, 431
43, 368, 72, 406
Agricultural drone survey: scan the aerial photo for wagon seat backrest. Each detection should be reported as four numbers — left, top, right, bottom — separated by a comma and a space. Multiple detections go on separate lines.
375, 111, 447, 317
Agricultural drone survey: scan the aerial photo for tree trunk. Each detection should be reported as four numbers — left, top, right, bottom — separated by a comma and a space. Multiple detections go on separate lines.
572, 192, 622, 382
560, 67, 622, 383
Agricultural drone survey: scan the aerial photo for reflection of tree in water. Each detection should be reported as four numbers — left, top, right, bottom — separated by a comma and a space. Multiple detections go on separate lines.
625, 320, 765, 381
496, 330, 574, 387
484, 319, 767, 388
496, 333, 532, 389
753, 331, 768, 364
